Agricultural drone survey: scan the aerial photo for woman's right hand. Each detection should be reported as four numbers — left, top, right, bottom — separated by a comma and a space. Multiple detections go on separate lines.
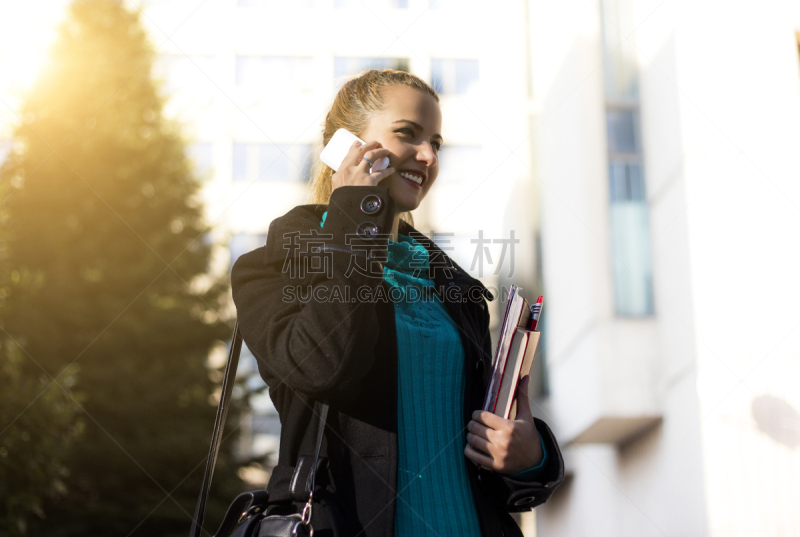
331, 140, 394, 191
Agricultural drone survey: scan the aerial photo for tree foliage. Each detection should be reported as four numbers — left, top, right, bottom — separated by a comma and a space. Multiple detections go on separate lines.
0, 1, 243, 534
0, 339, 83, 536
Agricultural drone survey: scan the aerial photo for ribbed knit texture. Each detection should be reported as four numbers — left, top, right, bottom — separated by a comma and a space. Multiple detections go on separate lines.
319, 212, 546, 535
386, 235, 482, 536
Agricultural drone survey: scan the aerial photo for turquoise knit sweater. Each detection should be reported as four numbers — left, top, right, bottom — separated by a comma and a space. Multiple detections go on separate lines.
319, 212, 546, 535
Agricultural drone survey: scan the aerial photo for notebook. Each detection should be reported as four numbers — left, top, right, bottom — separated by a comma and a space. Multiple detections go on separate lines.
482, 285, 542, 419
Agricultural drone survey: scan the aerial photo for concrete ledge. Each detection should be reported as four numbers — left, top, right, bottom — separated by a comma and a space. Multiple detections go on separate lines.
570, 415, 662, 445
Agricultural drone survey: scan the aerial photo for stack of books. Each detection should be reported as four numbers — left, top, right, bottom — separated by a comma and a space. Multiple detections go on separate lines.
482, 286, 543, 420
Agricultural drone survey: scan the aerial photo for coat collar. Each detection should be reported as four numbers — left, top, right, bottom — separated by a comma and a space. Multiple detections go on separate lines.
267, 203, 495, 303
398, 220, 495, 302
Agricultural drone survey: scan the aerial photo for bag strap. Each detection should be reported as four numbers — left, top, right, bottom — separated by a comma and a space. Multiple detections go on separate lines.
189, 321, 329, 537
308, 402, 328, 495
189, 320, 243, 537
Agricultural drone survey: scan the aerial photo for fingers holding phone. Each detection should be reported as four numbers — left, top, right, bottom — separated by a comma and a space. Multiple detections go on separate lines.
332, 140, 394, 191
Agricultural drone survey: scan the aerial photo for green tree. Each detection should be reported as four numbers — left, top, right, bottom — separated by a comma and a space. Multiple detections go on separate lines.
0, 338, 83, 536
0, 1, 243, 534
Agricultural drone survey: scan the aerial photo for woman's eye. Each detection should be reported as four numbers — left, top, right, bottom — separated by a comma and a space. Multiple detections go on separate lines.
395, 128, 441, 152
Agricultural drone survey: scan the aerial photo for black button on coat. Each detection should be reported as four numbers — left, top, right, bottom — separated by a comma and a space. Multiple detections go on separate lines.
231, 185, 564, 537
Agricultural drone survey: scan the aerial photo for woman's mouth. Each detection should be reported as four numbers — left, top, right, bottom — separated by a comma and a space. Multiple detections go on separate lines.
398, 170, 425, 188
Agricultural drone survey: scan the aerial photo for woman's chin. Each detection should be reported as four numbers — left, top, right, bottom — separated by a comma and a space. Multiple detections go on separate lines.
390, 188, 425, 212
391, 196, 422, 214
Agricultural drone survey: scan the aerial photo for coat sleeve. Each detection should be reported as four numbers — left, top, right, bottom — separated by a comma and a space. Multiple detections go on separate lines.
230, 185, 395, 406
479, 418, 565, 512
475, 299, 566, 512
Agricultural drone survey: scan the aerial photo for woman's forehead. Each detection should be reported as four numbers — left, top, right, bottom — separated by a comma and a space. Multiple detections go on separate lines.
378, 85, 441, 129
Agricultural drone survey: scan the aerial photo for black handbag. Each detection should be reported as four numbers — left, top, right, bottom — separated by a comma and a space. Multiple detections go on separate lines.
189, 321, 328, 537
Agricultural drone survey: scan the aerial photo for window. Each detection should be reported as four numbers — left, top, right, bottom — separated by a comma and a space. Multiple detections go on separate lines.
608, 161, 644, 201
333, 57, 409, 84
430, 59, 479, 95
230, 233, 268, 268
600, 0, 638, 102
187, 142, 214, 181
232, 143, 312, 183
232, 341, 281, 459
601, 0, 654, 316
235, 56, 315, 93
605, 108, 640, 154
609, 198, 655, 316
436, 145, 482, 184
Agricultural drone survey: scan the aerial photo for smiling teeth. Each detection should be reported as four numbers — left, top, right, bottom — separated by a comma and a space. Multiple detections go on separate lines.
399, 172, 423, 185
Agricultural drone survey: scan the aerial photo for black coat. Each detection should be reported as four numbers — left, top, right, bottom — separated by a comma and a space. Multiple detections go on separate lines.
231, 185, 564, 537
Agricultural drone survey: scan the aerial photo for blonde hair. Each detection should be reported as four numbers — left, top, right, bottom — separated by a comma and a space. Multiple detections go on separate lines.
308, 69, 440, 228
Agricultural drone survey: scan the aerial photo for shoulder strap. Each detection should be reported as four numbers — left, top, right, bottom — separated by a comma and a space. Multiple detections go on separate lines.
189, 320, 243, 537
189, 321, 329, 537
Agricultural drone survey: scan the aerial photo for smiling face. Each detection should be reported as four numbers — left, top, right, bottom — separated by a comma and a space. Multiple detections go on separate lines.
359, 85, 443, 214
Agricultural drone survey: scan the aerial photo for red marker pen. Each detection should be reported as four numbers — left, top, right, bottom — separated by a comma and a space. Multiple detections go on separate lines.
529, 296, 543, 331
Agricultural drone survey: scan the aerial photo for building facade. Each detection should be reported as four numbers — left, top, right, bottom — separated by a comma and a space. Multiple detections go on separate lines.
526, 0, 800, 535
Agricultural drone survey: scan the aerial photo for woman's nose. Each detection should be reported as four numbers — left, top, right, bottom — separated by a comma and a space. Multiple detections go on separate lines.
416, 142, 436, 167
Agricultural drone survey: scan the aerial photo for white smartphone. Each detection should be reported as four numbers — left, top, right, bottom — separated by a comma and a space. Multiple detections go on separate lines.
320, 128, 390, 174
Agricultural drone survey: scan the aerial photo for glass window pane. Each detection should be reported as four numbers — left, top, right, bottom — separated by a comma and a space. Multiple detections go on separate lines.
188, 142, 214, 180
234, 143, 312, 182
430, 58, 443, 91
230, 233, 268, 267
603, 41, 639, 101
609, 161, 626, 201
627, 163, 644, 201
600, 0, 639, 101
265, 57, 315, 92
333, 57, 409, 83
606, 109, 639, 154
292, 144, 313, 183
608, 160, 644, 201
456, 61, 479, 94
431, 59, 479, 95
232, 143, 248, 182
229, 234, 249, 267
258, 145, 286, 181
609, 202, 654, 316
235, 56, 257, 86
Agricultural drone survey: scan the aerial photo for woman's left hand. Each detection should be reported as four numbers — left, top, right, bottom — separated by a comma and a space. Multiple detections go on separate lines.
464, 375, 544, 475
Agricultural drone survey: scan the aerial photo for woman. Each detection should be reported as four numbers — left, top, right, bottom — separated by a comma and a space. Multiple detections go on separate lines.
231, 69, 564, 537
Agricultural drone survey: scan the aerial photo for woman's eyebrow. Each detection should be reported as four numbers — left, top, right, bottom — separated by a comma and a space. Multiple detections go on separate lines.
391, 119, 443, 142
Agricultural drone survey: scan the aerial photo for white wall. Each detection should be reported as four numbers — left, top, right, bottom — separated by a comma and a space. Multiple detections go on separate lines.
659, 1, 800, 534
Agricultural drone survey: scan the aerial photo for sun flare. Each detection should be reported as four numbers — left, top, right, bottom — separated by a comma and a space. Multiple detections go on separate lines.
0, 1, 71, 127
